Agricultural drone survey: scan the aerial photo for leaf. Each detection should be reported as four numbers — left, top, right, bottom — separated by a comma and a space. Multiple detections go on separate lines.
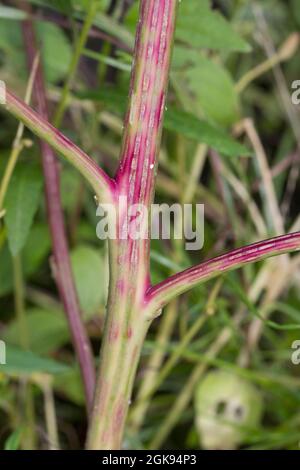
164, 109, 248, 157
0, 224, 51, 297
176, 0, 250, 53
76, 88, 249, 157
4, 428, 23, 450
54, 367, 85, 406
0, 20, 72, 84
3, 309, 69, 355
172, 48, 239, 126
28, 0, 73, 14
70, 245, 107, 316
35, 22, 72, 83
291, 0, 300, 27
4, 164, 43, 256
0, 345, 70, 376
0, 6, 27, 20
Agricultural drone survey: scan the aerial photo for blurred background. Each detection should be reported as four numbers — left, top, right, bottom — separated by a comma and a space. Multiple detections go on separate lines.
0, 0, 300, 450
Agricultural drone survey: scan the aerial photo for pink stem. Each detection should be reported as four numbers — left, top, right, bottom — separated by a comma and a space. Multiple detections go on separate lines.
21, 17, 96, 412
86, 0, 178, 450
146, 232, 300, 311
116, 0, 176, 207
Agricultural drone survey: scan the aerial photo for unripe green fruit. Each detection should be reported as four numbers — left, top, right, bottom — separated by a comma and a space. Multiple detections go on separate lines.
195, 370, 263, 449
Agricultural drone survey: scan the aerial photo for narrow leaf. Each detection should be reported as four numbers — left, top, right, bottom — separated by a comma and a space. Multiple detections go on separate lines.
76, 89, 249, 157
176, 0, 251, 52
4, 164, 43, 256
0, 345, 70, 376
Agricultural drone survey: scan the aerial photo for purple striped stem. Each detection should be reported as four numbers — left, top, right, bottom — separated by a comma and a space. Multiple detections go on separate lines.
2, 0, 300, 450
21, 15, 95, 413
4, 90, 115, 203
146, 232, 300, 312
86, 0, 178, 450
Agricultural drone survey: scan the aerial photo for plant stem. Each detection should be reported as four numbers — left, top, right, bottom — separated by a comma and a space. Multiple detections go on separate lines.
0, 53, 39, 213
41, 376, 60, 450
86, 0, 178, 449
146, 232, 300, 312
21, 15, 96, 413
3, 89, 115, 203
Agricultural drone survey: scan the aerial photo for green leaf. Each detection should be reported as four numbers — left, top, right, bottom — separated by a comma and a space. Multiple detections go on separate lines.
28, 0, 73, 14
164, 109, 248, 157
36, 22, 72, 83
70, 245, 107, 316
0, 6, 27, 20
0, 224, 51, 297
0, 345, 70, 376
54, 367, 85, 405
182, 57, 240, 126
76, 88, 249, 157
3, 309, 69, 355
4, 428, 23, 450
176, 0, 250, 53
4, 164, 43, 256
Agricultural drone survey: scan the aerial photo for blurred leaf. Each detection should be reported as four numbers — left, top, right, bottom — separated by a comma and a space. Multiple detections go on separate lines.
3, 309, 69, 355
70, 244, 107, 316
0, 20, 72, 84
30, 0, 73, 13
22, 223, 51, 273
0, 224, 51, 297
36, 22, 72, 83
176, 0, 250, 52
0, 345, 69, 376
4, 164, 43, 256
0, 6, 27, 20
54, 367, 85, 405
4, 428, 23, 450
92, 12, 134, 49
164, 108, 247, 157
173, 52, 239, 126
76, 88, 249, 157
291, 0, 300, 26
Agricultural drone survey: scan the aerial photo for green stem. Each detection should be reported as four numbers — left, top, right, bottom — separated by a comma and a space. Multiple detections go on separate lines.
86, 240, 151, 449
86, 0, 178, 450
